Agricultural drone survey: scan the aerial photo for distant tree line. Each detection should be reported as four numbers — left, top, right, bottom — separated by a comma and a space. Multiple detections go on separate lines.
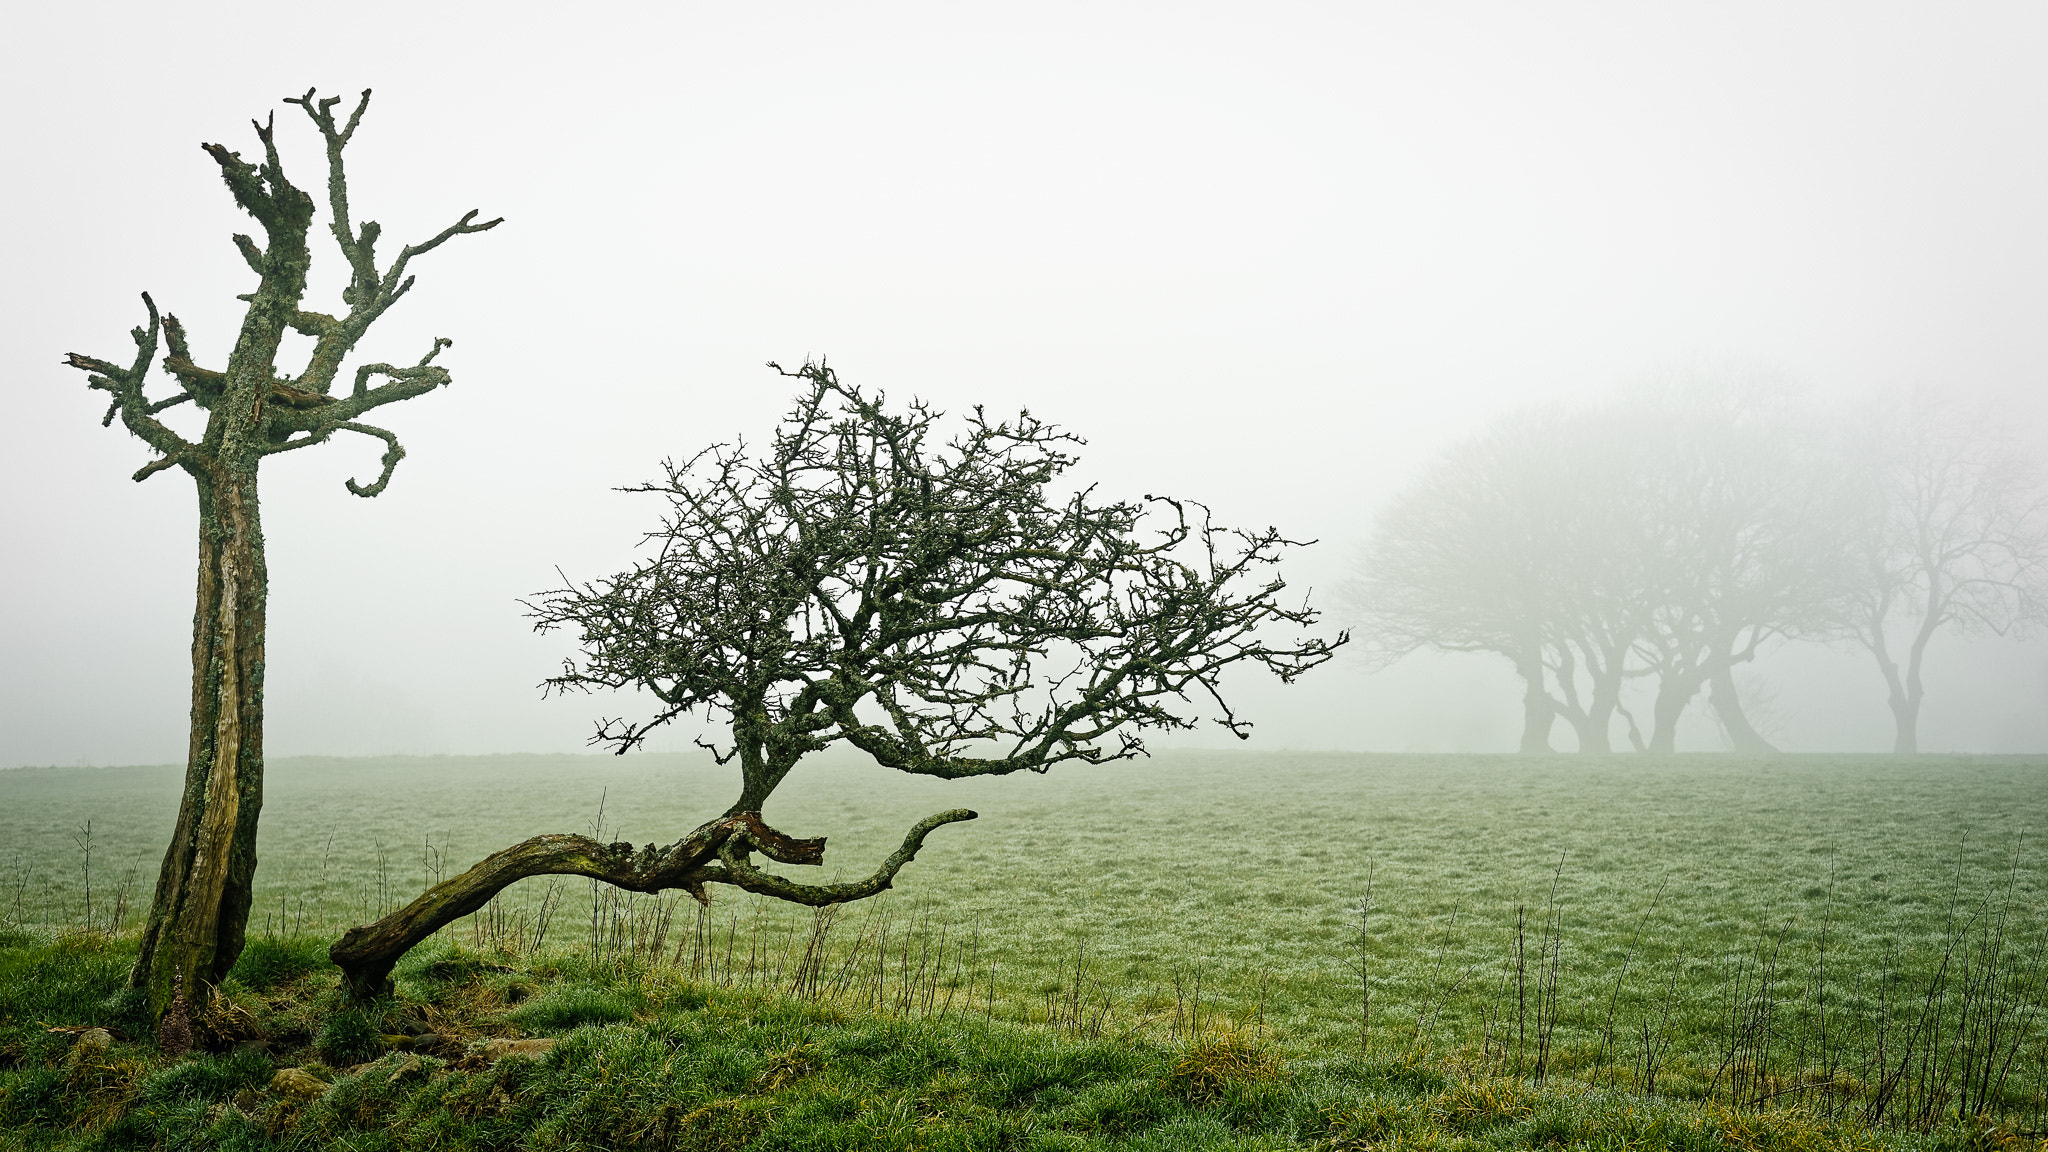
1346, 384, 2048, 753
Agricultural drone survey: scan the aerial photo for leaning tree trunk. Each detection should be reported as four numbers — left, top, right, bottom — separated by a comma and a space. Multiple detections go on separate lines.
130, 467, 268, 1020
1707, 663, 1776, 754
331, 808, 975, 1000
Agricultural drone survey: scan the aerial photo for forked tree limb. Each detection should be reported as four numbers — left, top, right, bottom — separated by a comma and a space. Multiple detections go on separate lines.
714, 808, 978, 906
329, 808, 974, 1000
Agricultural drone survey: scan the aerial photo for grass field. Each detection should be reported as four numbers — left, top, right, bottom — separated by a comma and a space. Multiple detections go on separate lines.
4, 751, 2046, 1128
2, 932, 1945, 1151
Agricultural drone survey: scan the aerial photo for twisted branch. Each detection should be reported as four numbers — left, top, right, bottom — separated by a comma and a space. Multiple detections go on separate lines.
716, 808, 978, 905
62, 292, 194, 482
338, 422, 404, 497
330, 808, 970, 1000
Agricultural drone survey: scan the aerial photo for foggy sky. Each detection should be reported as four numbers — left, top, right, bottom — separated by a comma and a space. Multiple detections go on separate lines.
6, 1, 2047, 767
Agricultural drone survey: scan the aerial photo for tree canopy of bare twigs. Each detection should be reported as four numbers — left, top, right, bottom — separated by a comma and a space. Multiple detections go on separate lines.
329, 363, 1345, 998
1831, 390, 2048, 752
62, 89, 497, 1024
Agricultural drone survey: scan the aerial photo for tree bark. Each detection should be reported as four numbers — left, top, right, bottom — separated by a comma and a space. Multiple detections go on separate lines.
1708, 663, 1777, 753
130, 467, 267, 1020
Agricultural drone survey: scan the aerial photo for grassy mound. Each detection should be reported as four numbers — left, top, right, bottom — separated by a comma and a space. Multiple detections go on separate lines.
0, 932, 2012, 1152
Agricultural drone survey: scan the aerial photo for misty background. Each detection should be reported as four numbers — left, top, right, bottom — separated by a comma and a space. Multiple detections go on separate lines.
5, 1, 2046, 768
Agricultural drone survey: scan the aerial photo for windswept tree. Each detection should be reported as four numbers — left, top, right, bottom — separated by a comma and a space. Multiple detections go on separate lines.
1619, 387, 1847, 753
1833, 390, 2048, 753
63, 90, 498, 1021
1342, 407, 1649, 753
1341, 411, 1575, 751
1346, 385, 1845, 754
331, 363, 1345, 998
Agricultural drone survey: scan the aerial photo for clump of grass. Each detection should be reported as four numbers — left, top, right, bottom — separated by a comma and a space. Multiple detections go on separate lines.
0, 933, 135, 1071
1426, 1073, 1542, 1131
506, 983, 635, 1032
314, 1007, 384, 1066
230, 933, 331, 990
1167, 1032, 1284, 1104
132, 1043, 273, 1106
753, 1040, 821, 1091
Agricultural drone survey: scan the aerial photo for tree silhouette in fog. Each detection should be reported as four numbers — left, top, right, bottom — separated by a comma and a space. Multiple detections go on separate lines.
1831, 390, 2048, 753
1347, 385, 1848, 753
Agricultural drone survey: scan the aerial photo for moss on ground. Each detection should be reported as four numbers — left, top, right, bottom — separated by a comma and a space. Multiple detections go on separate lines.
2, 933, 2030, 1152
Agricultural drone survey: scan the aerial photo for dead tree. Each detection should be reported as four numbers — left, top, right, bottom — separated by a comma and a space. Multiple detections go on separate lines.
331, 363, 1346, 998
63, 90, 498, 1023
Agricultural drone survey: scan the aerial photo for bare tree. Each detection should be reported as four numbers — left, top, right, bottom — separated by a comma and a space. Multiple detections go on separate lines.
1533, 407, 1660, 754
330, 364, 1345, 998
1834, 390, 2048, 753
1619, 388, 1844, 754
1346, 387, 1849, 755
62, 90, 497, 1022
1342, 412, 1570, 751
1343, 408, 1651, 753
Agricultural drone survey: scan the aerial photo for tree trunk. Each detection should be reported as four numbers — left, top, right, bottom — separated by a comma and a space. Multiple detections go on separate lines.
1889, 697, 1920, 754
1572, 706, 1615, 753
1556, 696, 1614, 753
1890, 592, 1942, 755
1708, 663, 1777, 753
130, 468, 267, 1019
1518, 662, 1555, 753
1573, 646, 1629, 753
1646, 672, 1697, 754
1584, 680, 1623, 753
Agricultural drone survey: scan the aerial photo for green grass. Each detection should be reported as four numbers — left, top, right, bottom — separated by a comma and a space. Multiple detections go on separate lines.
4, 752, 2047, 1128
0, 932, 1975, 1151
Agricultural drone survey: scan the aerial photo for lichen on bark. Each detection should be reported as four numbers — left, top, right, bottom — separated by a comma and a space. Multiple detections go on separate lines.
64, 89, 498, 1029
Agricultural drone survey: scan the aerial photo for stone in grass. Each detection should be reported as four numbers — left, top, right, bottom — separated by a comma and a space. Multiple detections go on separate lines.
481, 1037, 557, 1062
70, 1029, 114, 1058
271, 1068, 331, 1099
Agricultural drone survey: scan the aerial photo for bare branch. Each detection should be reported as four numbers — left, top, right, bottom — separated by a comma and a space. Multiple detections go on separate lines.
715, 808, 978, 905
63, 292, 195, 467
132, 455, 182, 483
286, 87, 378, 298
372, 211, 502, 316
338, 422, 404, 497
